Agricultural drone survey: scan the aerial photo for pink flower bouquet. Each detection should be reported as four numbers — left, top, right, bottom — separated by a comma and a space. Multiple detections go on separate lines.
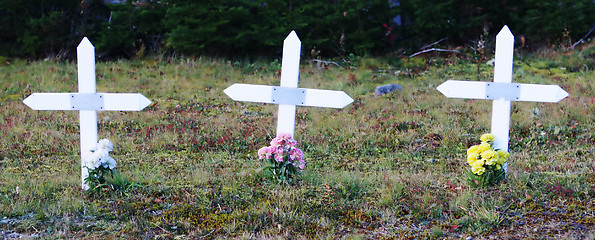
258, 133, 306, 184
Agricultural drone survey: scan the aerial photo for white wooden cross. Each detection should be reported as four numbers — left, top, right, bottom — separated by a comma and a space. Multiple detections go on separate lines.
23, 37, 152, 189
437, 26, 568, 173
224, 31, 354, 138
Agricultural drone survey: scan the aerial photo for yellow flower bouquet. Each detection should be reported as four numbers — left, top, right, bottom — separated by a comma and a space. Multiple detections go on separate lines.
466, 133, 509, 187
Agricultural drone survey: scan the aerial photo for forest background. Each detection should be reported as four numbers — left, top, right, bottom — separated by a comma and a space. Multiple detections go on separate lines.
0, 0, 593, 60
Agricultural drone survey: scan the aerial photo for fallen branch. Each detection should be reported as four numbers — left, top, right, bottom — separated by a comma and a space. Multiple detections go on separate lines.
409, 48, 460, 58
420, 37, 448, 50
569, 25, 595, 50
312, 59, 344, 70
199, 229, 216, 239
150, 221, 171, 234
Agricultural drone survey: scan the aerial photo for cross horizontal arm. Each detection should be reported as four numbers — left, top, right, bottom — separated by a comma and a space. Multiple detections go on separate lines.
303, 88, 354, 108
437, 80, 568, 102
224, 83, 353, 108
436, 81, 488, 100
224, 84, 273, 103
23, 93, 152, 111
518, 83, 568, 103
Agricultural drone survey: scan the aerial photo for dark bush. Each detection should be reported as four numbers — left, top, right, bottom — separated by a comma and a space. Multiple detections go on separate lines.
0, 0, 592, 59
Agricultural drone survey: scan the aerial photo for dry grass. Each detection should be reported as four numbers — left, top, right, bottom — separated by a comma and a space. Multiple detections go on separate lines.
1, 43, 594, 238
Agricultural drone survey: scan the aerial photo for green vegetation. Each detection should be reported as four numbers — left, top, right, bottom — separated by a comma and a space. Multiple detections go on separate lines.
1, 43, 594, 238
1, 0, 593, 58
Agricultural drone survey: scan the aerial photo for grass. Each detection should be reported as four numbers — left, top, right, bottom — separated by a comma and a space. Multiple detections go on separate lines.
1, 43, 594, 239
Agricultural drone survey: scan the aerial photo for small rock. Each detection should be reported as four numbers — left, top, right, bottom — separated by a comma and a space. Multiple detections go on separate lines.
0, 218, 14, 224
486, 59, 495, 66
425, 158, 437, 163
375, 84, 402, 95
531, 107, 541, 118
6, 232, 22, 238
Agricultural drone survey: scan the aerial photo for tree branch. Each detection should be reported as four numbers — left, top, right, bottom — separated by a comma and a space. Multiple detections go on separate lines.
569, 25, 595, 50
311, 59, 344, 70
409, 48, 460, 58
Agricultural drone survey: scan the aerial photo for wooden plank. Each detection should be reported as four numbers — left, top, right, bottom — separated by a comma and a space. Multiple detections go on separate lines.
77, 37, 97, 189
437, 81, 568, 103
280, 31, 301, 88
277, 105, 297, 137
23, 93, 151, 111
519, 84, 568, 102
491, 25, 515, 154
436, 81, 487, 99
304, 89, 354, 108
77, 37, 96, 94
23, 93, 72, 110
103, 93, 152, 111
223, 84, 273, 104
224, 84, 353, 108
493, 26, 514, 83
278, 31, 301, 137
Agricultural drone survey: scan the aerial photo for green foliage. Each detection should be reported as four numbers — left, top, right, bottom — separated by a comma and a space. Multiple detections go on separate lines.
522, 0, 595, 46
466, 168, 506, 188
465, 134, 509, 188
85, 166, 115, 191
95, 5, 136, 57
85, 168, 141, 197
163, 1, 255, 55
292, 0, 399, 56
0, 0, 593, 58
399, 0, 594, 48
162, 0, 398, 57
95, 2, 166, 58
262, 157, 300, 185
0, 0, 108, 58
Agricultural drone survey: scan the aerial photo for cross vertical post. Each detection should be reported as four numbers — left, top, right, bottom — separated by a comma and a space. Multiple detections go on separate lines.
23, 37, 152, 190
436, 25, 569, 174
224, 31, 354, 139
277, 31, 301, 137
77, 37, 98, 186
491, 26, 514, 171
